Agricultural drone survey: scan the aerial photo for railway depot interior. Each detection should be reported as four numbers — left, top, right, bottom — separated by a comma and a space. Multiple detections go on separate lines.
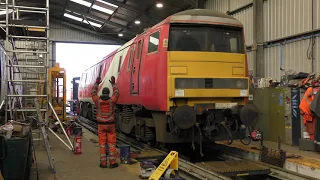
1, 0, 320, 180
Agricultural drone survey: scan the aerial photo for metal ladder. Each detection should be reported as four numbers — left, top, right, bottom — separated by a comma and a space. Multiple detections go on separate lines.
0, 0, 50, 139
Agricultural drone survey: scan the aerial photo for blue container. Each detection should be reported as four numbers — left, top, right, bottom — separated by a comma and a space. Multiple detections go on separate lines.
120, 145, 131, 164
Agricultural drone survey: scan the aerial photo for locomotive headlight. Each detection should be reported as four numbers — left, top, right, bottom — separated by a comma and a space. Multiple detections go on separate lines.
236, 80, 245, 89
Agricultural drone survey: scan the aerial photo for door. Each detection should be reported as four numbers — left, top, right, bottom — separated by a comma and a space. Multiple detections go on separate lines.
130, 39, 144, 94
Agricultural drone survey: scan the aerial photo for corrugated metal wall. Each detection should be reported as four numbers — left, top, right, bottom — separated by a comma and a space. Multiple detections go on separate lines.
315, 0, 320, 29
205, 0, 320, 80
230, 0, 253, 11
204, 0, 229, 13
232, 7, 254, 46
263, 0, 313, 42
50, 21, 119, 45
246, 51, 254, 71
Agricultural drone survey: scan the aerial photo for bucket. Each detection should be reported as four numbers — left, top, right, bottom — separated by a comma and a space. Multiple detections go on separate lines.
74, 126, 82, 136
120, 145, 131, 164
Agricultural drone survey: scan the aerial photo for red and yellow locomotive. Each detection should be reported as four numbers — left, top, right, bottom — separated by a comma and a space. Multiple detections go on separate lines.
78, 9, 258, 150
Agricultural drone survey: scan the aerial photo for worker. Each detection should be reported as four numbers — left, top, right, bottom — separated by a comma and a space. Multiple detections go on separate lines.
91, 76, 119, 168
299, 87, 318, 140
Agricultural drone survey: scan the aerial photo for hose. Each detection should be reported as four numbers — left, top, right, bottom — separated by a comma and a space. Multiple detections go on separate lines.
221, 122, 233, 145
195, 123, 204, 157
240, 126, 252, 145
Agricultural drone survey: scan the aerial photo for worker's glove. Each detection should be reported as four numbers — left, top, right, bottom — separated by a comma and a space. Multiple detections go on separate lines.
95, 77, 102, 84
109, 76, 115, 85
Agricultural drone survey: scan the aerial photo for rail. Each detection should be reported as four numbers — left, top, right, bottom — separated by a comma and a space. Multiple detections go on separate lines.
77, 116, 314, 180
78, 116, 230, 180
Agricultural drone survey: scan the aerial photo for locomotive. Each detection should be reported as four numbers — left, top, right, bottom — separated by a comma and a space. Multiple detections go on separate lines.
78, 9, 259, 153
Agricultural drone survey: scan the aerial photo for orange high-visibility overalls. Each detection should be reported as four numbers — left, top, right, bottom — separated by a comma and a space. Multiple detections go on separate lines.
91, 83, 119, 166
299, 87, 317, 140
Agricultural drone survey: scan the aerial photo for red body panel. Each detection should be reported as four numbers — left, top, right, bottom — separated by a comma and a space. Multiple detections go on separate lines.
78, 23, 170, 111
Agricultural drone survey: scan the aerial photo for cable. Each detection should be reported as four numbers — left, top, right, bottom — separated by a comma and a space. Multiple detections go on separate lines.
240, 126, 252, 145
307, 35, 315, 61
221, 122, 233, 145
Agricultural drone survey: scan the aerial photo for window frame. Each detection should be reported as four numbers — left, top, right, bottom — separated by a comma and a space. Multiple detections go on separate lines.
168, 25, 244, 54
147, 30, 161, 55
118, 55, 122, 74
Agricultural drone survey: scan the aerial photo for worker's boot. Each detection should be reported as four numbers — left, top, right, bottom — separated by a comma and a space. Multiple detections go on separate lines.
109, 163, 118, 169
99, 163, 108, 168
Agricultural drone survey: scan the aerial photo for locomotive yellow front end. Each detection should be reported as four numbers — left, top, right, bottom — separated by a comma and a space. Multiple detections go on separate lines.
163, 10, 260, 151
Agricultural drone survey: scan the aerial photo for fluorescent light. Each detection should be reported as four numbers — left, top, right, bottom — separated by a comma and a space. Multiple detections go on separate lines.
95, 0, 118, 8
92, 4, 114, 15
135, 20, 141, 24
70, 0, 91, 7
118, 33, 123, 37
83, 20, 102, 28
0, 9, 13, 15
156, 3, 163, 8
64, 13, 83, 22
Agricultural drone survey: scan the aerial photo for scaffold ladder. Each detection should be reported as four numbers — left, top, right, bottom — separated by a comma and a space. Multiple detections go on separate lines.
1, 0, 50, 139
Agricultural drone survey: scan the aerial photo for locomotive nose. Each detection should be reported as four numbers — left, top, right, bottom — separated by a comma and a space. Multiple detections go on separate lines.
173, 105, 196, 129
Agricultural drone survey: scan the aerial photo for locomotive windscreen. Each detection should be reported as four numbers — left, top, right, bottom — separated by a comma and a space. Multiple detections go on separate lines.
168, 25, 244, 53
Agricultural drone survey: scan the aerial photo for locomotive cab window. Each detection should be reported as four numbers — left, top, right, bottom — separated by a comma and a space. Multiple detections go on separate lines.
148, 31, 160, 54
168, 25, 244, 53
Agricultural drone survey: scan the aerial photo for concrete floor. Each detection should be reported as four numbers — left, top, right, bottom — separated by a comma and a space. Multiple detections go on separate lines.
30, 129, 142, 180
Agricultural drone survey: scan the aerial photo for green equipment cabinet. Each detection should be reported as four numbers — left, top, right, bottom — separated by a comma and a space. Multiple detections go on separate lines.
1, 133, 32, 180
253, 87, 301, 146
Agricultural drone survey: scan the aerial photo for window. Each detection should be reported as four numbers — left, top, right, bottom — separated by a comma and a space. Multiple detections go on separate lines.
127, 44, 136, 70
118, 56, 122, 73
148, 31, 160, 53
168, 25, 244, 53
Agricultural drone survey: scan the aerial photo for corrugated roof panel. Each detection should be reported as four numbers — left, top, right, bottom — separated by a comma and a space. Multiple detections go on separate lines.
110, 17, 128, 26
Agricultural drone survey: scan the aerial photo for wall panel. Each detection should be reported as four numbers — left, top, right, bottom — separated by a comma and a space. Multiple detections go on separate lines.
232, 7, 253, 45
246, 51, 254, 71
315, 0, 320, 29
229, 0, 252, 11
264, 38, 315, 80
204, 0, 229, 13
315, 37, 320, 73
50, 21, 120, 45
263, 0, 313, 42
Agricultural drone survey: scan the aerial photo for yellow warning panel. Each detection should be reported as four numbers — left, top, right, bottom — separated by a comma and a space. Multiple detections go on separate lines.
149, 151, 178, 180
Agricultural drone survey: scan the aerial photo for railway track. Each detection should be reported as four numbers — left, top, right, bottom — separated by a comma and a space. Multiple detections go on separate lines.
77, 116, 314, 180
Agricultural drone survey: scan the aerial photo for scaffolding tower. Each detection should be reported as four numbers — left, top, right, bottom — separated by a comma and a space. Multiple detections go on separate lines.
0, 0, 49, 124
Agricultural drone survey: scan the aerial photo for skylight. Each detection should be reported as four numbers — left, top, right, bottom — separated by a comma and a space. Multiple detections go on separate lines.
92, 4, 114, 15
70, 0, 91, 7
95, 0, 118, 8
83, 20, 102, 28
64, 13, 83, 22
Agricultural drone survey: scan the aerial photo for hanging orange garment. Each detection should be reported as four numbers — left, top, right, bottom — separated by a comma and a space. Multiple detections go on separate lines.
299, 87, 315, 140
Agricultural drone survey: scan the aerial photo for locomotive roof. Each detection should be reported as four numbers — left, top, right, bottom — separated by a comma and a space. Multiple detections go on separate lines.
168, 9, 242, 27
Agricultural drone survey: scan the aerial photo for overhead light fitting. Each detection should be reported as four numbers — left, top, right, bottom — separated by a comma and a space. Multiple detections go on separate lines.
92, 5, 114, 15
64, 13, 83, 22
70, 0, 117, 15
70, 0, 91, 7
95, 0, 118, 8
156, 3, 163, 8
118, 33, 123, 37
135, 20, 141, 24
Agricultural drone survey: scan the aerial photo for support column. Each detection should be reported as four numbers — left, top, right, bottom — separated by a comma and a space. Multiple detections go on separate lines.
197, 0, 205, 9
253, 0, 264, 77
